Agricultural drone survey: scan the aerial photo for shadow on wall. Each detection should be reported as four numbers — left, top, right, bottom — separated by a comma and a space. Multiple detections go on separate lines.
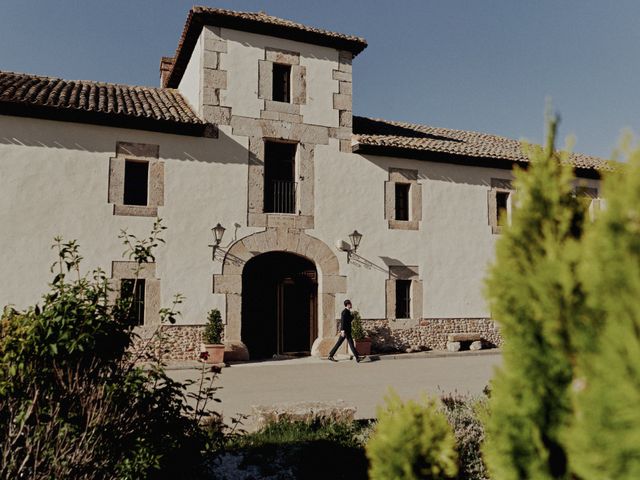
0, 116, 248, 165
227, 27, 338, 63
367, 323, 411, 353
360, 153, 506, 189
348, 253, 420, 280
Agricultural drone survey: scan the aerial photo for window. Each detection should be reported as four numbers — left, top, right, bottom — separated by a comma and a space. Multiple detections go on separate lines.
387, 266, 422, 321
496, 191, 509, 227
386, 169, 421, 230
264, 141, 297, 214
489, 179, 513, 234
395, 183, 410, 221
109, 142, 163, 217
121, 279, 145, 326
395, 279, 411, 319
272, 63, 291, 103
123, 160, 149, 206
575, 186, 600, 224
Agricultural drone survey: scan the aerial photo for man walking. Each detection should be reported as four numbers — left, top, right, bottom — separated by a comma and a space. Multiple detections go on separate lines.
328, 299, 364, 362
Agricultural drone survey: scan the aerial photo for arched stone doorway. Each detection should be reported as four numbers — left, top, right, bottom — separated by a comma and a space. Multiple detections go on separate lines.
242, 252, 317, 359
212, 229, 347, 360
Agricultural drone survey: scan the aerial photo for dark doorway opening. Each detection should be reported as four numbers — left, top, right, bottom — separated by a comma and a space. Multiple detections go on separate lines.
242, 252, 317, 359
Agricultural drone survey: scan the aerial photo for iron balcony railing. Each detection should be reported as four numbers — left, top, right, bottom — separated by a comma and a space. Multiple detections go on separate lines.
266, 180, 297, 214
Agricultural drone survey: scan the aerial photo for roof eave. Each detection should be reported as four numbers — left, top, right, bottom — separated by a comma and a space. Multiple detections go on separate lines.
0, 101, 217, 138
353, 142, 603, 179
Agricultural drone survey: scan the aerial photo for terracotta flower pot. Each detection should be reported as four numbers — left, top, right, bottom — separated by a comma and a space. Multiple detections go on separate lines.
202, 343, 225, 364
355, 338, 372, 356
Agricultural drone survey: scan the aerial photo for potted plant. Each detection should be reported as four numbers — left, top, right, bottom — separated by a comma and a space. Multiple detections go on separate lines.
351, 310, 372, 356
201, 308, 225, 364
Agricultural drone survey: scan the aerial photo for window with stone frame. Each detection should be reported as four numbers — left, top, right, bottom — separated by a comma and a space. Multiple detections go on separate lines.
385, 168, 422, 230
120, 279, 145, 327
109, 142, 164, 217
272, 63, 291, 103
488, 178, 513, 234
110, 261, 160, 326
258, 48, 306, 110
386, 266, 423, 321
574, 185, 600, 221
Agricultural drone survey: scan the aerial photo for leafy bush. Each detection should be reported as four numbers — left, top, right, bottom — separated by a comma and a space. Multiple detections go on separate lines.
211, 419, 370, 480
366, 390, 458, 480
228, 418, 367, 450
203, 308, 224, 344
0, 220, 219, 479
567, 141, 640, 480
441, 394, 489, 480
351, 310, 366, 341
483, 117, 585, 480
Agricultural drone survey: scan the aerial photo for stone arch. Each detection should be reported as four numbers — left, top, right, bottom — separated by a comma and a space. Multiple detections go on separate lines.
212, 228, 346, 360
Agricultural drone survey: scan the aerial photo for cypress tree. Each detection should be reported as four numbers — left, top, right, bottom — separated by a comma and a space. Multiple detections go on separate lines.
483, 117, 585, 480
569, 146, 640, 480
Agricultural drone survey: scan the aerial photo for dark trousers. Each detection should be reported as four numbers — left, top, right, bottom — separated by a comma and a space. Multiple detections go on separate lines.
329, 332, 359, 358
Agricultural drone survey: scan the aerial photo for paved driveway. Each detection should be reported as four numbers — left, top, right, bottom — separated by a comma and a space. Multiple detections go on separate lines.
168, 351, 501, 427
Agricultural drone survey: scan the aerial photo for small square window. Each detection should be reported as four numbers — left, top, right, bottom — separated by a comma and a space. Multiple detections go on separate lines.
121, 279, 145, 327
123, 160, 149, 206
272, 63, 291, 103
395, 183, 410, 221
395, 279, 411, 319
496, 191, 510, 227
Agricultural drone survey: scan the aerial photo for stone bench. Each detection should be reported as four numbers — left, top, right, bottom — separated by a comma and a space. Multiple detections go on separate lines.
446, 333, 482, 352
252, 401, 356, 429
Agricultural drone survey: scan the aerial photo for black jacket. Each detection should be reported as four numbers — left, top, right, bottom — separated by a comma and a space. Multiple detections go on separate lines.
338, 308, 354, 334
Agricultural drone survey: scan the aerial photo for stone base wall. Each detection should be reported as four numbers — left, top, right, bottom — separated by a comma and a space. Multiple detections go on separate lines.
133, 318, 501, 360
363, 318, 502, 353
132, 325, 208, 361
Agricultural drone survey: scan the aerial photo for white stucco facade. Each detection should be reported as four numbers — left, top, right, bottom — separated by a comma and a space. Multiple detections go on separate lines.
0, 13, 602, 359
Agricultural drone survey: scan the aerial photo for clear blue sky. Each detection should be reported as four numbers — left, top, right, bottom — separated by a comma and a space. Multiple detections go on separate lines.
1, 0, 638, 158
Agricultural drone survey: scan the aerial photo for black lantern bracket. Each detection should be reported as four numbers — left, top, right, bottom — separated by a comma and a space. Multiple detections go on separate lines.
347, 229, 363, 263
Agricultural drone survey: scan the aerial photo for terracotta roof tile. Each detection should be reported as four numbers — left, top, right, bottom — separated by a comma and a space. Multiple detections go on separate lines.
0, 70, 214, 137
165, 7, 367, 88
353, 116, 611, 172
191, 6, 367, 48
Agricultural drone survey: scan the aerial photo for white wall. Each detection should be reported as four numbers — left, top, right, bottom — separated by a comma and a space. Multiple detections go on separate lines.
220, 28, 340, 127
177, 34, 202, 115
0, 115, 602, 325
0, 116, 260, 325
310, 144, 509, 320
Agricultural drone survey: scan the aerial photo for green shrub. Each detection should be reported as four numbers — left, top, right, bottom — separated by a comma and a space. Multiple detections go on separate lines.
214, 419, 370, 479
0, 220, 218, 479
366, 390, 458, 480
351, 310, 366, 341
567, 142, 640, 480
204, 308, 224, 344
483, 117, 586, 480
229, 418, 366, 450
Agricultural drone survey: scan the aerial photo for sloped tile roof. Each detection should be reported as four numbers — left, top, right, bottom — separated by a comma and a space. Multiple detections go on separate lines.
353, 116, 611, 173
0, 70, 214, 137
165, 6, 367, 88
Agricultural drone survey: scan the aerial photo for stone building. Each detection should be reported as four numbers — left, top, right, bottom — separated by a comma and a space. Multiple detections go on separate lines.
0, 7, 607, 360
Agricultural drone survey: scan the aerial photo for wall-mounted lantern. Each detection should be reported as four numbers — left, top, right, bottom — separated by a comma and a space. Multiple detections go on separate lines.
210, 223, 226, 259
347, 230, 363, 263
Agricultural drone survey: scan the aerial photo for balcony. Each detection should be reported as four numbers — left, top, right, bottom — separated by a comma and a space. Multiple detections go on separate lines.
265, 180, 297, 214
